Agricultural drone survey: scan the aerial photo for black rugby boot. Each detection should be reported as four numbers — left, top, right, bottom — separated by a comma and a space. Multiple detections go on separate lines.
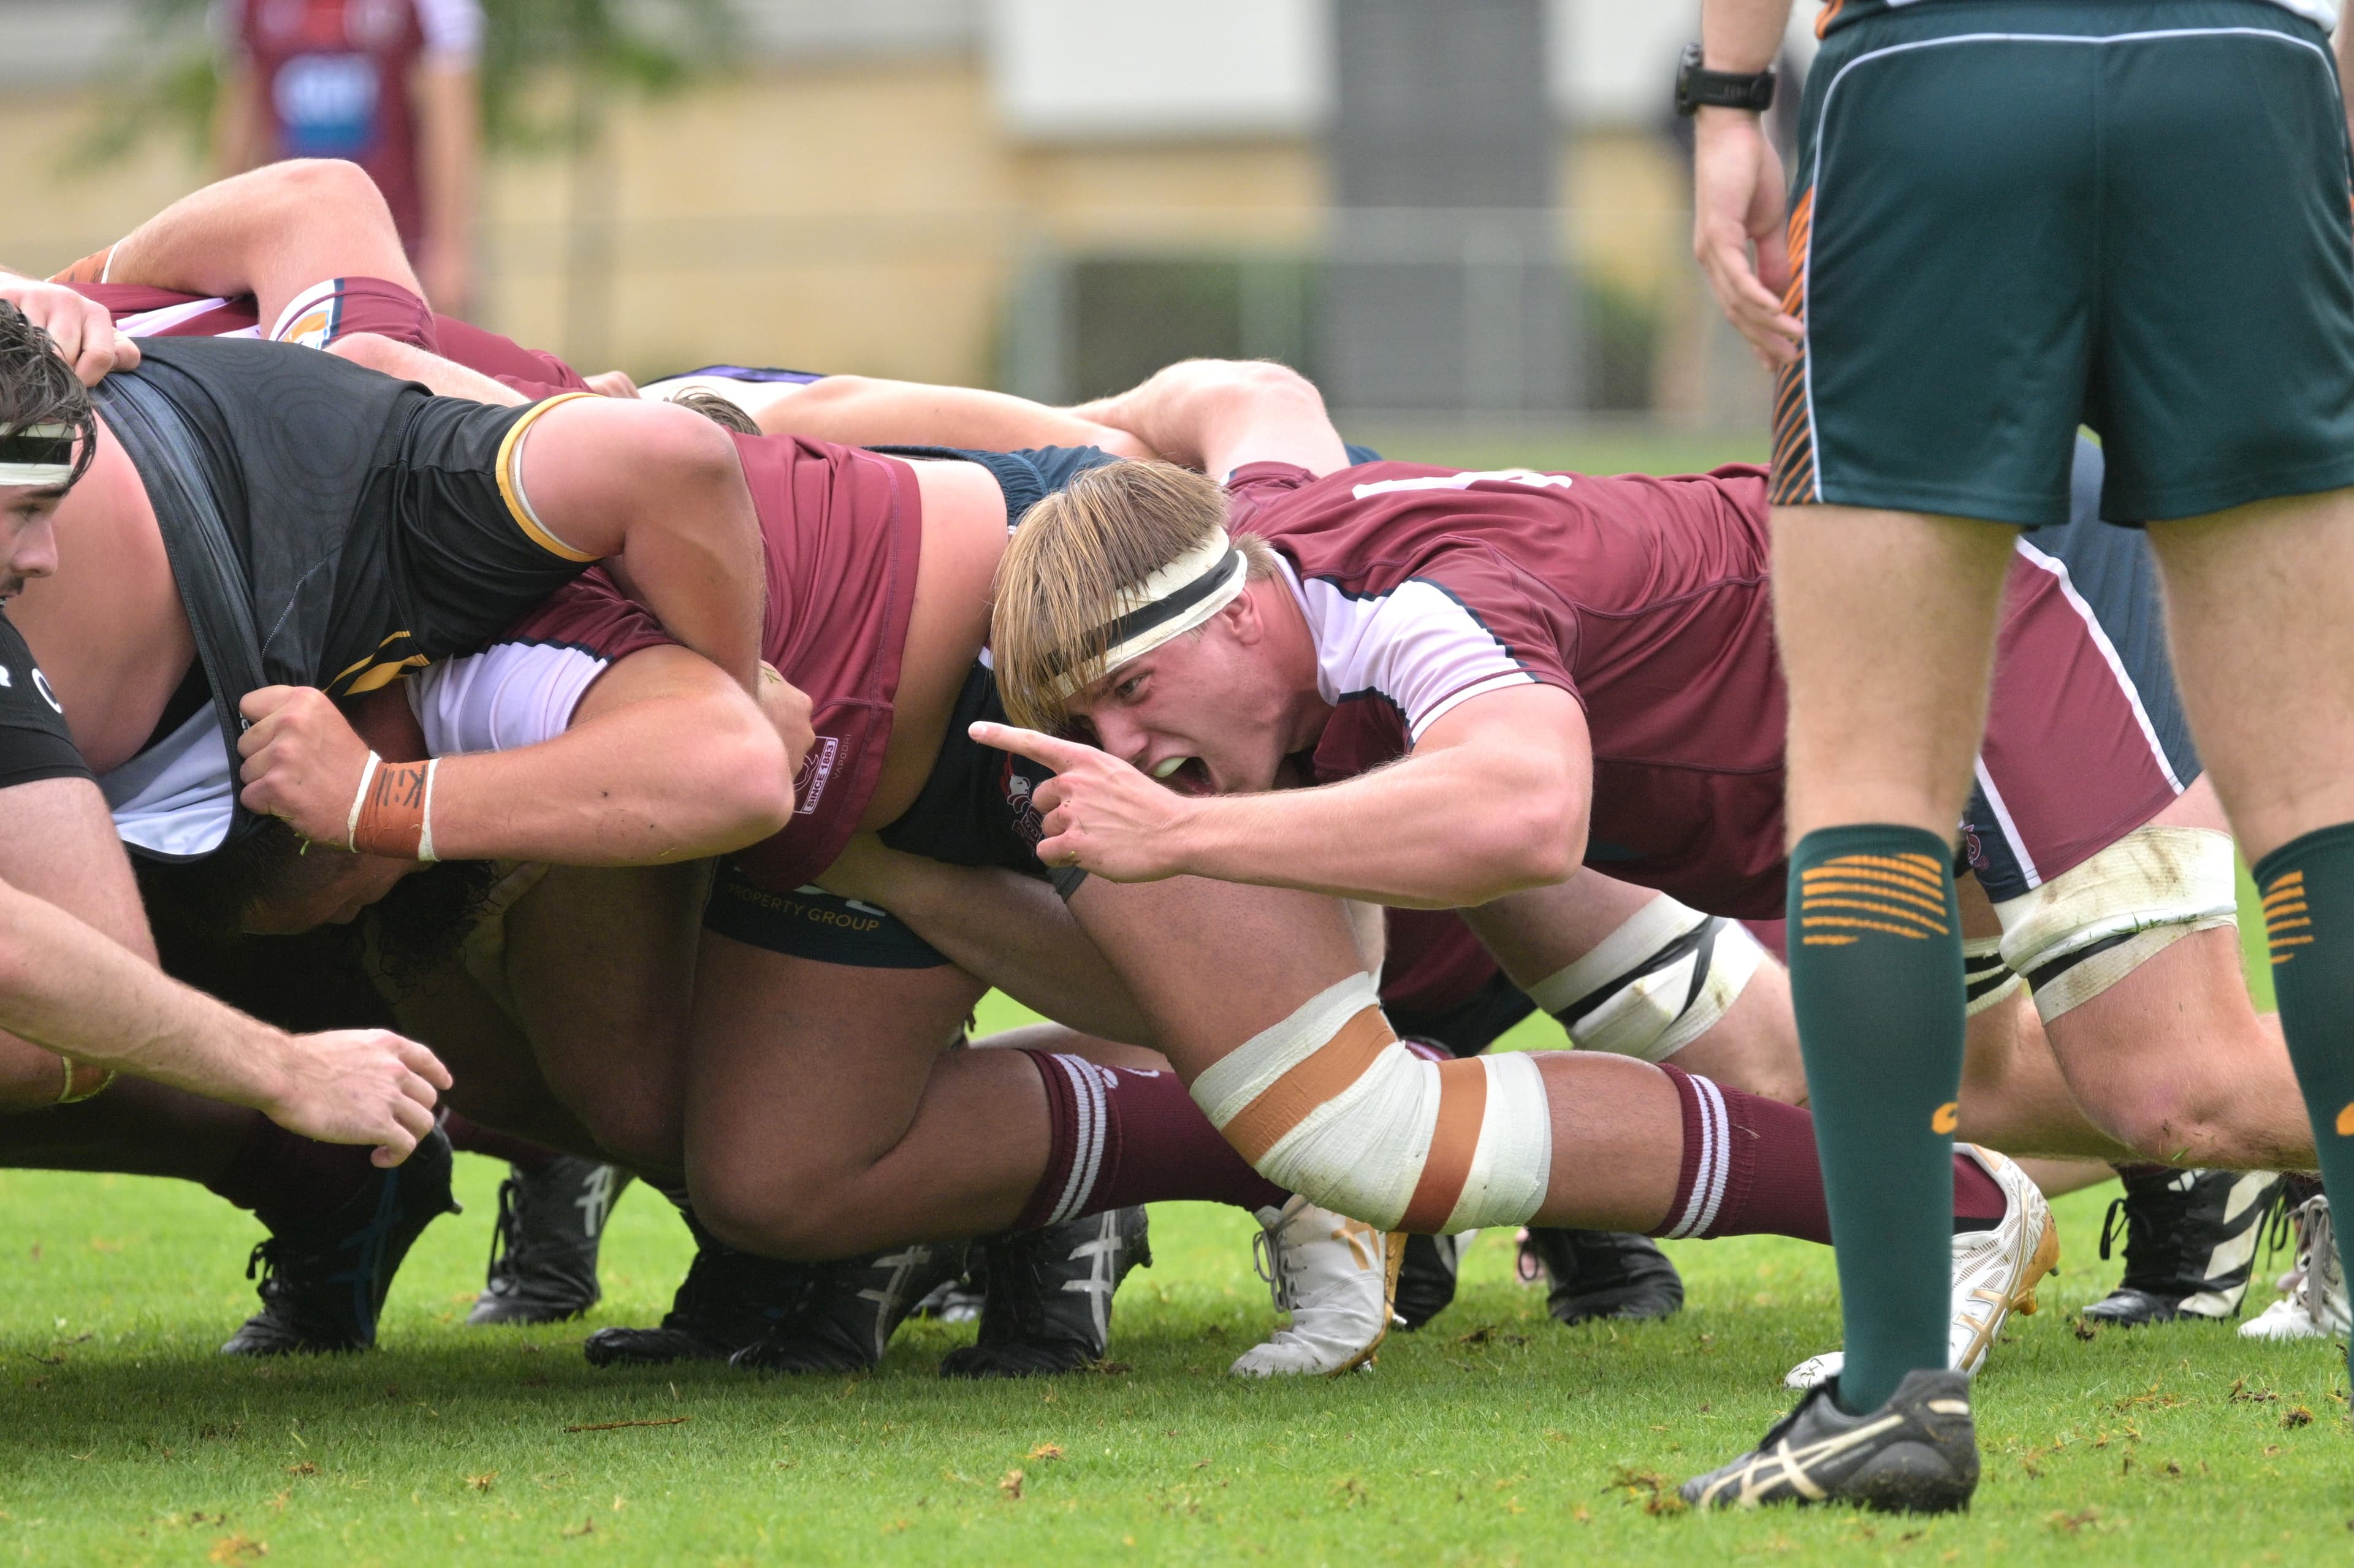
582, 1215, 802, 1367
1683, 1369, 1979, 1513
913, 1246, 987, 1324
470, 1158, 634, 1326
221, 1125, 460, 1355
940, 1207, 1151, 1377
731, 1240, 969, 1374
1393, 1233, 1466, 1331
2081, 1168, 2286, 1326
1518, 1227, 1685, 1324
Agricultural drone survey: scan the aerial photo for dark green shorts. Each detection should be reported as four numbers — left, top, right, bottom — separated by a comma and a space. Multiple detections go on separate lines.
1772, 0, 2354, 526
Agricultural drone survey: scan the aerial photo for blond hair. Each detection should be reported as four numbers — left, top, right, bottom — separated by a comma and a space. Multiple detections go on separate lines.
992, 459, 1276, 731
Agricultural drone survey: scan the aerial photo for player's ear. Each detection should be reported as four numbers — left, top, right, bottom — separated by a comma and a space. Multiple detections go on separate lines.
1222, 585, 1264, 646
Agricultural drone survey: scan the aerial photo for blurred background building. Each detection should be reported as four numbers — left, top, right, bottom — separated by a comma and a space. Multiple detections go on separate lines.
0, 0, 1816, 438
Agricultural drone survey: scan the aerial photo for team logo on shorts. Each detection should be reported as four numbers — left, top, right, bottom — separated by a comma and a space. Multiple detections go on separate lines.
793, 736, 840, 816
1004, 767, 1048, 847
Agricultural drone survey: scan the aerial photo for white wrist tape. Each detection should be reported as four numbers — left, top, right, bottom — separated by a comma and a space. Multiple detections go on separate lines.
346, 751, 383, 850
1525, 897, 1764, 1062
417, 756, 440, 863
1962, 935, 2022, 1018
1995, 826, 2236, 1022
1190, 972, 1552, 1233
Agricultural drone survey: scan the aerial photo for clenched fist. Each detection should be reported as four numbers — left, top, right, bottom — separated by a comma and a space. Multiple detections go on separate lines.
237, 685, 373, 847
257, 1027, 453, 1167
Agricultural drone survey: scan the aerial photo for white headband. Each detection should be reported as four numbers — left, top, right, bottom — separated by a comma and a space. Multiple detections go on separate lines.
0, 423, 75, 488
1048, 527, 1249, 699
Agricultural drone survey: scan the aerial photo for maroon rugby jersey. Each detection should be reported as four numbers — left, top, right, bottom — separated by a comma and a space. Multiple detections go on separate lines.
1226, 460, 1789, 918
77, 277, 589, 395
487, 436, 920, 894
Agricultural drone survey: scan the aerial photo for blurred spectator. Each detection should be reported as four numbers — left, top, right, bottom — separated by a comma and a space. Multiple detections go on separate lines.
212, 0, 481, 313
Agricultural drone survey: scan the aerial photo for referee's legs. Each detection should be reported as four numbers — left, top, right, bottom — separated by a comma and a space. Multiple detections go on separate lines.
2147, 485, 2354, 1385
1770, 503, 2016, 1415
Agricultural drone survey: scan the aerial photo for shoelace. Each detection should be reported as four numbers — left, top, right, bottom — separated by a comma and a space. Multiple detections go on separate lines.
481, 1176, 525, 1290
2293, 1197, 2340, 1329
1252, 1224, 1292, 1312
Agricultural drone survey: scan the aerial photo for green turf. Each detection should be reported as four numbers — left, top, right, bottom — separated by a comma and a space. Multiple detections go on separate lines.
4, 946, 2345, 1566
0, 760, 2324, 1563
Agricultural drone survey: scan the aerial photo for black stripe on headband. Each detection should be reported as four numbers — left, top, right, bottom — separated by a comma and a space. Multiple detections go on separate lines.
0, 431, 74, 467
1067, 547, 1243, 677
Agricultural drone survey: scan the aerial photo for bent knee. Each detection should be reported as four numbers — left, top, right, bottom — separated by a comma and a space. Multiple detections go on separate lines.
2099, 1080, 2264, 1168
690, 1168, 863, 1261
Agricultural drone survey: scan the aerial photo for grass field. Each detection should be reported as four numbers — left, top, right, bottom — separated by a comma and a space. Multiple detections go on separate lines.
4, 901, 2342, 1568
4, 428, 2337, 1564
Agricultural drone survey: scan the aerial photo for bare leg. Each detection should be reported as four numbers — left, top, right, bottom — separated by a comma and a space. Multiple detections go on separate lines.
501, 864, 708, 1175
1069, 875, 1689, 1230
2016, 1158, 2116, 1200
384, 951, 611, 1162
2035, 783, 2314, 1170
682, 939, 1044, 1256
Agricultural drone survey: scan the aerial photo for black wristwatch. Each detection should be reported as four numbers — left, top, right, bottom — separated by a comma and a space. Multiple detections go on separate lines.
1674, 41, 1776, 116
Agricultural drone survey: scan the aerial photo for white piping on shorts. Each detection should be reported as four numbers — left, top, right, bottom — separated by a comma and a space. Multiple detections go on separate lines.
2011, 536, 2186, 795
1971, 756, 2041, 891
1800, 26, 2337, 505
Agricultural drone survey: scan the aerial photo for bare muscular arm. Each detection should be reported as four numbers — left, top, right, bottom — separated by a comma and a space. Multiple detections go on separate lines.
238, 644, 795, 866
0, 778, 449, 1157
1072, 359, 1349, 479
813, 835, 1154, 1045
642, 373, 1157, 459
980, 683, 1594, 908
94, 159, 424, 336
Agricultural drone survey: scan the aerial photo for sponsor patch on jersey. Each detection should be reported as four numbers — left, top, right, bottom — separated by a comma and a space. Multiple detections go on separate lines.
793, 735, 840, 816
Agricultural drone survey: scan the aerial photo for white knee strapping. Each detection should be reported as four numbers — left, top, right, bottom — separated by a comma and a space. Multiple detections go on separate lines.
1190, 972, 1552, 1234
1994, 826, 2237, 1022
1525, 897, 1764, 1062
1962, 935, 2022, 1018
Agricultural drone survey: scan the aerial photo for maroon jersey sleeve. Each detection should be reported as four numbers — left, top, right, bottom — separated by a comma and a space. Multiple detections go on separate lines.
72, 283, 261, 338
500, 568, 676, 658
433, 314, 594, 395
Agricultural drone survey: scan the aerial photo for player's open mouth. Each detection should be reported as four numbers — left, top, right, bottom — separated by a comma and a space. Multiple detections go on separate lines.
1151, 755, 1213, 794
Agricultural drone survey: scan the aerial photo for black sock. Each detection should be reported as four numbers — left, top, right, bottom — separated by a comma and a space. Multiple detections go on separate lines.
2253, 824, 2354, 1385
1788, 825, 1966, 1413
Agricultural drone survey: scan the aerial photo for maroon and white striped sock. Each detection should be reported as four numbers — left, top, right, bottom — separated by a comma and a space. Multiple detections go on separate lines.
1648, 1064, 2006, 1244
1011, 1049, 1289, 1230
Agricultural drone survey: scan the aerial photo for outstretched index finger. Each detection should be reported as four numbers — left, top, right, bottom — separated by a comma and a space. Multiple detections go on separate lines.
969, 721, 1095, 773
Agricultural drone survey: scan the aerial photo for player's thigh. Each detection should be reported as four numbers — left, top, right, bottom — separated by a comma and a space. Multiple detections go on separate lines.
503, 864, 707, 1150
1455, 869, 1663, 987
2146, 491, 2354, 859
684, 931, 986, 1194
1772, 503, 2016, 839
384, 948, 608, 1158
1065, 875, 1369, 1080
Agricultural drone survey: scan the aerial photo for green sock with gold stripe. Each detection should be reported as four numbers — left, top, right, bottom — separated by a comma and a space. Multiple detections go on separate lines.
1786, 824, 1967, 1414
2253, 823, 2354, 1384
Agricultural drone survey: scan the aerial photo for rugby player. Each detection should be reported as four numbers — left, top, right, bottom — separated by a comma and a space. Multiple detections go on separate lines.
0, 163, 783, 1351
978, 358, 2328, 1387
201, 343, 2057, 1393
1684, 0, 2354, 1507
64, 170, 2062, 1384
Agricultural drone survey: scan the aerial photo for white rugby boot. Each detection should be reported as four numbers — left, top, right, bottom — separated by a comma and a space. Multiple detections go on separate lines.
2240, 1194, 2350, 1342
1785, 1145, 2060, 1391
1228, 1197, 1404, 1377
